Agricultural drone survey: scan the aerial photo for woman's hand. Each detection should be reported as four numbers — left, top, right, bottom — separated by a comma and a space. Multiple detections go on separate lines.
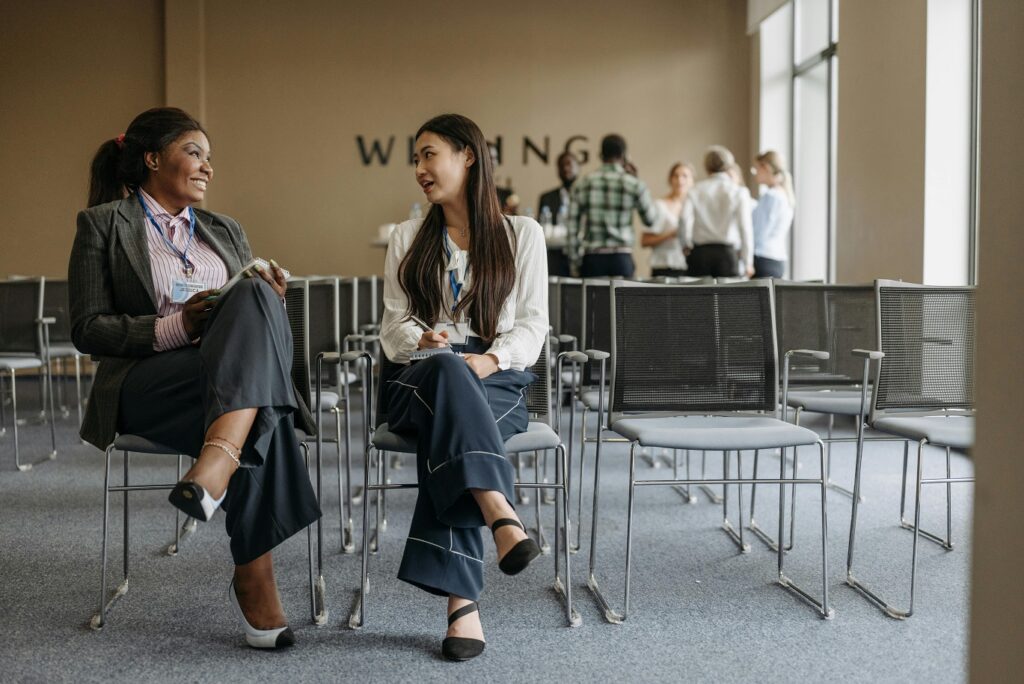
182, 289, 219, 340
252, 260, 288, 300
418, 330, 449, 350
462, 353, 499, 380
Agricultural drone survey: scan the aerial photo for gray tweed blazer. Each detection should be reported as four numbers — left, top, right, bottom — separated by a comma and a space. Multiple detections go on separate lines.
68, 196, 314, 450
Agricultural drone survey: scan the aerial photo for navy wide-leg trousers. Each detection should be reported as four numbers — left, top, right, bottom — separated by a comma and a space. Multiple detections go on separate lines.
385, 342, 534, 601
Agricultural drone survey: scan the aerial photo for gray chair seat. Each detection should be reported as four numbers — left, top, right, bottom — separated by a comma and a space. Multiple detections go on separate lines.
612, 415, 821, 451
871, 415, 974, 450
318, 391, 340, 411
504, 422, 560, 453
560, 370, 581, 387
0, 356, 43, 371
787, 390, 870, 416
581, 389, 609, 410
48, 343, 85, 358
373, 421, 560, 455
112, 434, 180, 455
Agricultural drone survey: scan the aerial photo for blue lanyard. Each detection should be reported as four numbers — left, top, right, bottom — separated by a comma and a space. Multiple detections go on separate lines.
443, 231, 464, 315
138, 193, 196, 277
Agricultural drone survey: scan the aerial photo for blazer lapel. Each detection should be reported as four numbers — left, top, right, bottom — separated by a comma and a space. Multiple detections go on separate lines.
192, 209, 243, 274
115, 197, 158, 310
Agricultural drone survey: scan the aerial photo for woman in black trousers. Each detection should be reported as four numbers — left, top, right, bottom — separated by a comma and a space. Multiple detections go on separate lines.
69, 108, 319, 649
379, 113, 549, 661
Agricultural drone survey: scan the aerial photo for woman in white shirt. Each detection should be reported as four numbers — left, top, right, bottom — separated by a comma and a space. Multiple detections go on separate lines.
751, 150, 795, 278
379, 113, 548, 661
682, 146, 754, 278
642, 162, 694, 277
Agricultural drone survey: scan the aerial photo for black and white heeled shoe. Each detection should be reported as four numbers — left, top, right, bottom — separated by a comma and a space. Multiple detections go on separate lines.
228, 581, 295, 650
168, 481, 225, 522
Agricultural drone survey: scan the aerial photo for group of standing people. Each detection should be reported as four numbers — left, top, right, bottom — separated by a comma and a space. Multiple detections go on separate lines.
537, 136, 795, 280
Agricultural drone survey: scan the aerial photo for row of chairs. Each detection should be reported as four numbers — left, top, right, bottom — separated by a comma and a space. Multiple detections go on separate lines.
546, 277, 974, 622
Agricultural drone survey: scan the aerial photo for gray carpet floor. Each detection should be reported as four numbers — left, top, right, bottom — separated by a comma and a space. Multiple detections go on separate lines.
0, 379, 972, 683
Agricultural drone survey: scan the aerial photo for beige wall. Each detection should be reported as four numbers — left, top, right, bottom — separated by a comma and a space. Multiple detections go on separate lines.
835, 0, 928, 283
0, 0, 164, 278
0, 0, 751, 279
969, 0, 1024, 679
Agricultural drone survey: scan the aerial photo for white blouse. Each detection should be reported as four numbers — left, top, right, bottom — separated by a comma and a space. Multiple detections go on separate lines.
380, 215, 549, 370
683, 173, 754, 271
648, 198, 687, 270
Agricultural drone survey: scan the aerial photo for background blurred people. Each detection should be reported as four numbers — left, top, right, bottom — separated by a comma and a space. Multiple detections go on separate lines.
751, 150, 795, 278
538, 151, 580, 276
682, 145, 753, 278
642, 162, 694, 277
569, 134, 658, 278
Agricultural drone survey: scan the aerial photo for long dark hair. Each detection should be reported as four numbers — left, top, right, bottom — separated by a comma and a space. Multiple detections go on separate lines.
399, 114, 515, 343
87, 107, 207, 207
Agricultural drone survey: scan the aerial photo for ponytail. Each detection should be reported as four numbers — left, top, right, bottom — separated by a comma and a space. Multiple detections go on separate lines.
780, 171, 796, 207
87, 139, 127, 207
755, 150, 795, 207
86, 107, 207, 208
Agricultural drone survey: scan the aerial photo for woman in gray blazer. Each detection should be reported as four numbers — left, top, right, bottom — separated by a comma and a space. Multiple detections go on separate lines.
69, 107, 319, 650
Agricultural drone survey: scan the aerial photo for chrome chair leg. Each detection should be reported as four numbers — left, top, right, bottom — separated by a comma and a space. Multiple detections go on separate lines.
11, 371, 29, 472
721, 451, 749, 553
573, 405, 588, 552
349, 445, 373, 629
586, 423, 624, 624
551, 443, 581, 626
74, 354, 84, 429
516, 452, 530, 505
90, 445, 119, 630
671, 449, 696, 503
698, 450, 723, 504
533, 450, 550, 554
898, 442, 955, 549
167, 454, 196, 556
777, 441, 833, 619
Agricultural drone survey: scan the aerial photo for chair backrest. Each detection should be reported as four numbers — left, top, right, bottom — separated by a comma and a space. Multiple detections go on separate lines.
608, 280, 778, 422
581, 278, 612, 384
338, 276, 359, 346
558, 277, 583, 345
42, 278, 73, 344
774, 282, 876, 386
870, 280, 976, 420
306, 277, 340, 386
0, 278, 45, 355
524, 335, 554, 424
285, 279, 312, 409
375, 275, 384, 326
548, 277, 560, 335
356, 276, 378, 331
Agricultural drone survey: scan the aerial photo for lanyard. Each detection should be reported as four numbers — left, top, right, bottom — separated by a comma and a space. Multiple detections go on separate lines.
442, 230, 465, 316
138, 193, 196, 277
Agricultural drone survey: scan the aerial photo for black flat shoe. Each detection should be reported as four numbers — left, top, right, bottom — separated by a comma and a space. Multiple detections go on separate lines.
441, 602, 485, 661
492, 518, 541, 576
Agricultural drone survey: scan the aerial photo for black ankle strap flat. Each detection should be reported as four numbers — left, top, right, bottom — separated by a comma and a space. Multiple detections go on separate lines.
491, 518, 541, 576
442, 602, 485, 661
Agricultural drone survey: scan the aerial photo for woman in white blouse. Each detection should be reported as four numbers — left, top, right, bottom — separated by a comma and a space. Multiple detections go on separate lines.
642, 162, 694, 277
379, 113, 548, 661
751, 150, 795, 278
682, 146, 754, 278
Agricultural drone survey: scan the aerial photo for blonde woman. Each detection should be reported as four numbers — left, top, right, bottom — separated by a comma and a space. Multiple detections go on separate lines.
642, 162, 694, 277
751, 150, 795, 278
682, 146, 753, 277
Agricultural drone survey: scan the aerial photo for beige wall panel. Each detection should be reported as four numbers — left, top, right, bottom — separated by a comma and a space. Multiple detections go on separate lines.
835, 0, 927, 284
0, 0, 164, 278
969, 0, 1024, 679
200, 0, 751, 277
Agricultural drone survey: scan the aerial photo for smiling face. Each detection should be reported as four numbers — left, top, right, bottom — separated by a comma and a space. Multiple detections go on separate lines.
669, 165, 694, 194
143, 130, 212, 211
413, 131, 474, 207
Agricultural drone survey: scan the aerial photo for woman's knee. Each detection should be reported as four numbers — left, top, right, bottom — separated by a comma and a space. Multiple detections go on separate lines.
422, 351, 472, 377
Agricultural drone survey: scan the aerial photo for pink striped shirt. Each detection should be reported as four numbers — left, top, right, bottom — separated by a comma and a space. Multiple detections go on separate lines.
138, 188, 229, 351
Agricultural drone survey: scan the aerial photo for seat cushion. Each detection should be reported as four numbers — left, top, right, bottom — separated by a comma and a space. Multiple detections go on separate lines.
871, 415, 974, 450
787, 390, 870, 417
0, 356, 43, 371
318, 391, 340, 411
611, 415, 821, 451
372, 423, 417, 453
47, 343, 84, 358
581, 389, 609, 410
112, 434, 181, 454
373, 421, 560, 455
504, 422, 561, 453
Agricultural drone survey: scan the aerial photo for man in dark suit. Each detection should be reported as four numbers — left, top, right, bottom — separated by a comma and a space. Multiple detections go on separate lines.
537, 151, 580, 276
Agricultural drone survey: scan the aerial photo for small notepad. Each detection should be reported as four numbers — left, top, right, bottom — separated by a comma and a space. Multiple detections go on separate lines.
410, 347, 454, 362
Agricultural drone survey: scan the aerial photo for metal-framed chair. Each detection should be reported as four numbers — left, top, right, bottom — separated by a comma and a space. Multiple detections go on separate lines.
845, 279, 975, 619
0, 277, 57, 471
340, 336, 582, 630
42, 278, 89, 428
586, 280, 834, 622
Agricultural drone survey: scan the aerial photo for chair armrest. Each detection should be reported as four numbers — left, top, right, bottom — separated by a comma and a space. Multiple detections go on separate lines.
585, 349, 610, 361
361, 334, 380, 344
786, 348, 829, 360
560, 351, 589, 364
852, 349, 885, 360
36, 317, 57, 325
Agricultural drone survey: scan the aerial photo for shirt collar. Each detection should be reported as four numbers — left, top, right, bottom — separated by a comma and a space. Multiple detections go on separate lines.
138, 187, 191, 222
600, 162, 625, 173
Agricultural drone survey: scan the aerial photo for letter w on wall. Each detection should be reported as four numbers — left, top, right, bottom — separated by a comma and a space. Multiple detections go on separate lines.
356, 136, 395, 165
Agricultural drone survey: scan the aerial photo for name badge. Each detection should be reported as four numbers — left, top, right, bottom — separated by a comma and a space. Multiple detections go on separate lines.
171, 279, 206, 304
439, 320, 472, 344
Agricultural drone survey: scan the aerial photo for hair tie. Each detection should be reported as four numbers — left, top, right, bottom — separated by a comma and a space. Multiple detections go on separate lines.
114, 133, 126, 149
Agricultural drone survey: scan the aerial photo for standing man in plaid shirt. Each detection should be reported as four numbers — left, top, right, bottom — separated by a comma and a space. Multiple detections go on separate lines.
568, 134, 659, 278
